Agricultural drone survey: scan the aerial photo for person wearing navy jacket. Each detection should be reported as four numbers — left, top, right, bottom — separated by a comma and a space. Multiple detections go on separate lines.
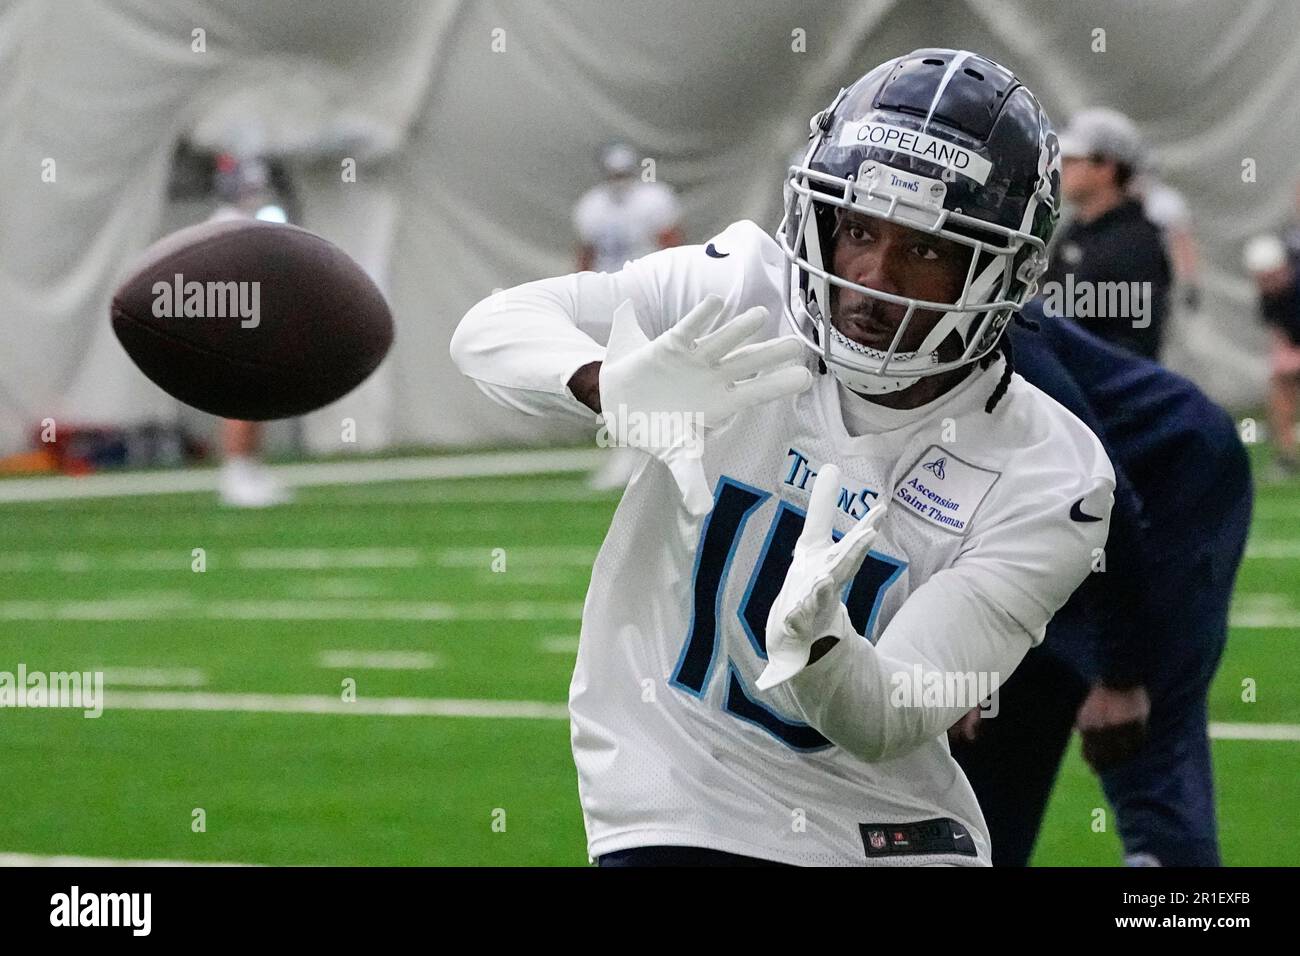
950, 297, 1252, 867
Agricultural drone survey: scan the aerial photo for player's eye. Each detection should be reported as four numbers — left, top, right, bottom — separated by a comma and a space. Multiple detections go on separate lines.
912, 243, 940, 261
845, 221, 873, 243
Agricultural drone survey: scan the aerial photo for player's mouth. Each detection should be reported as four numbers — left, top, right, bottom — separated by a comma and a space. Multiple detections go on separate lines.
837, 306, 903, 352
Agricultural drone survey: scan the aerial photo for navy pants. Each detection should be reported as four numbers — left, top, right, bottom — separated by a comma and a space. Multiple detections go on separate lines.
598, 846, 791, 867
953, 479, 1250, 867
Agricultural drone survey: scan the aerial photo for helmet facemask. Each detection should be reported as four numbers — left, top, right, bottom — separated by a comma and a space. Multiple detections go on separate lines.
779, 152, 1051, 395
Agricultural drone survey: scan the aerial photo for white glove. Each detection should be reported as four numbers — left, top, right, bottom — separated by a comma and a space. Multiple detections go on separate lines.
757, 463, 889, 690
599, 294, 812, 516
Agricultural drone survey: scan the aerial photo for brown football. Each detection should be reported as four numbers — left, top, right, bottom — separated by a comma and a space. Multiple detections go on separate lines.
111, 218, 394, 420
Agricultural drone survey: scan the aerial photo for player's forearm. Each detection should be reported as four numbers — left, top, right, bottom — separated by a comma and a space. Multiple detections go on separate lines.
785, 578, 1035, 763
567, 361, 602, 413
449, 279, 607, 422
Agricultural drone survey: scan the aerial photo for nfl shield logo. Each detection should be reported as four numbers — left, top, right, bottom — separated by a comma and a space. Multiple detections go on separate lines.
868, 829, 887, 850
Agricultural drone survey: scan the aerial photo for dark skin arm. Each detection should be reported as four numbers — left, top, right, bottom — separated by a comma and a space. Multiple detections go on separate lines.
568, 360, 603, 414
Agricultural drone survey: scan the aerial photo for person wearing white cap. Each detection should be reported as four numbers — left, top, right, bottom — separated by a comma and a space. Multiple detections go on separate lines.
1042, 108, 1172, 360
1244, 232, 1300, 478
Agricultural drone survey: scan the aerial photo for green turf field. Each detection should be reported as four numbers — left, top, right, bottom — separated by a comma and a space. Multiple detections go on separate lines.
1, 455, 1297, 866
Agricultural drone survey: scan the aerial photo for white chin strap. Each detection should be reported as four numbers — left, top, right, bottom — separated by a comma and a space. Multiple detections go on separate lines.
825, 325, 923, 394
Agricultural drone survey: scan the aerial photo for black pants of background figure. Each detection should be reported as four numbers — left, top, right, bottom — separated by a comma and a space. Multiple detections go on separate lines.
951, 483, 1251, 867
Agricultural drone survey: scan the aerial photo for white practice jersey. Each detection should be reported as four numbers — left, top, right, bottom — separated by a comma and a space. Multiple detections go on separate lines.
451, 219, 1115, 866
573, 180, 681, 273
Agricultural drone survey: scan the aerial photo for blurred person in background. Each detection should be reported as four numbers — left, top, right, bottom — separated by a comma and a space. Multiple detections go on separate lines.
211, 153, 297, 507
1043, 108, 1171, 360
951, 299, 1251, 866
1134, 168, 1201, 313
574, 142, 683, 273
1244, 232, 1300, 480
574, 142, 685, 491
1287, 179, 1300, 259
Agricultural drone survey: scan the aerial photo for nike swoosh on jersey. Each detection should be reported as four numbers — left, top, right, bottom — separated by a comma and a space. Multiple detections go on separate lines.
1069, 498, 1103, 522
704, 242, 729, 259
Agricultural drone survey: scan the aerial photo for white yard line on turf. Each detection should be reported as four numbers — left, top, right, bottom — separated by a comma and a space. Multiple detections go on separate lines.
89, 691, 1300, 740
0, 594, 195, 620
1229, 612, 1300, 628
105, 690, 570, 720
205, 600, 585, 621
328, 479, 618, 505
1233, 593, 1292, 608
236, 548, 423, 569
0, 853, 256, 867
0, 448, 607, 503
540, 636, 580, 654
0, 545, 599, 573
1228, 593, 1300, 628
317, 650, 441, 670
1208, 722, 1300, 742
0, 597, 583, 621
2, 589, 1288, 628
0, 551, 185, 572
5, 540, 1294, 572
1244, 541, 1300, 559
437, 546, 599, 567
101, 667, 207, 687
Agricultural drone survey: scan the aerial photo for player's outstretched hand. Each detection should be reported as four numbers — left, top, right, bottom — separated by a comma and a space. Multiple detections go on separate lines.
599, 295, 812, 516
758, 463, 888, 690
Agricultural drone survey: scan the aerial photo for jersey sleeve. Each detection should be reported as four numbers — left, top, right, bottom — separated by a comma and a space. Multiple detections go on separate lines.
783, 409, 1116, 763
449, 220, 768, 424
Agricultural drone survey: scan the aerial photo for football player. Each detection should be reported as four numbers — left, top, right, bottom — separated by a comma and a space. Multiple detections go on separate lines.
452, 49, 1116, 866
